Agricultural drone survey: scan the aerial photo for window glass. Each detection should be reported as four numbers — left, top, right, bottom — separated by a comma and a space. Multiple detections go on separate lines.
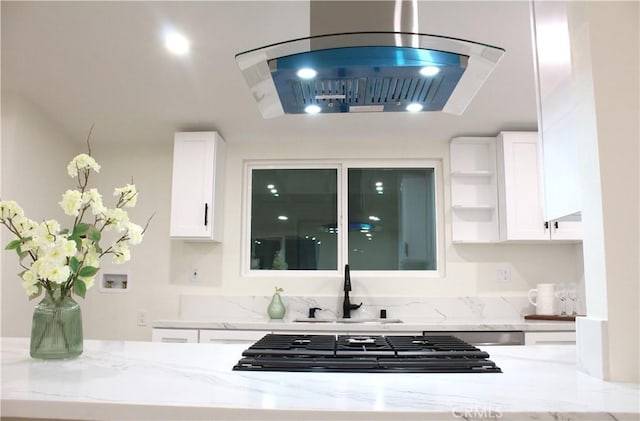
347, 168, 437, 270
250, 169, 338, 270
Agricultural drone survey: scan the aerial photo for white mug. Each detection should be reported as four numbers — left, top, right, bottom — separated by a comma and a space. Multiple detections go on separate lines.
528, 283, 555, 315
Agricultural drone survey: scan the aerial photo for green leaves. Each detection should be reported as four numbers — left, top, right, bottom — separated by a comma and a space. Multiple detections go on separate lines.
73, 278, 87, 298
78, 266, 98, 278
69, 256, 81, 272
5, 239, 21, 250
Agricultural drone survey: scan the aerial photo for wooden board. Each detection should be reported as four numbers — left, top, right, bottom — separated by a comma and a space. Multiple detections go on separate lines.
524, 314, 577, 321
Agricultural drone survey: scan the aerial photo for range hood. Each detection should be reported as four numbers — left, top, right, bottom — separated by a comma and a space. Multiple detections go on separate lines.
235, 1, 505, 118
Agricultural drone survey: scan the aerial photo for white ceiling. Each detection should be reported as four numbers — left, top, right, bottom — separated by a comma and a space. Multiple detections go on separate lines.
1, 1, 539, 146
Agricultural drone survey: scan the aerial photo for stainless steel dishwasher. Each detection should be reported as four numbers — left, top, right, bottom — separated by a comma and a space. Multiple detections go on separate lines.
422, 330, 525, 346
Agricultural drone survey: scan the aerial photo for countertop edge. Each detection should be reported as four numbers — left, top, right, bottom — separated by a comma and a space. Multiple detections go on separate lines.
2, 400, 636, 421
150, 319, 576, 331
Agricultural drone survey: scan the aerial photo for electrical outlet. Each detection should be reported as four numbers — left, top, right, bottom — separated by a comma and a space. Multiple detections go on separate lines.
496, 268, 511, 282
190, 267, 199, 282
136, 311, 148, 326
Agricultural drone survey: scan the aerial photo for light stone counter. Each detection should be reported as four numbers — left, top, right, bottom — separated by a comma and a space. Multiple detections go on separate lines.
151, 318, 576, 332
2, 337, 637, 421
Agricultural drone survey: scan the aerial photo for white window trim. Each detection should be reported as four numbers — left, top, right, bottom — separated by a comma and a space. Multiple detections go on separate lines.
242, 159, 445, 278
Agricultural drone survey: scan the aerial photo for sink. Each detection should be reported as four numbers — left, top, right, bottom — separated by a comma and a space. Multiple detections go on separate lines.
293, 318, 403, 324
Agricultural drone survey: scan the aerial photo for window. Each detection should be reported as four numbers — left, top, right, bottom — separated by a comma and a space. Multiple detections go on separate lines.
246, 161, 442, 275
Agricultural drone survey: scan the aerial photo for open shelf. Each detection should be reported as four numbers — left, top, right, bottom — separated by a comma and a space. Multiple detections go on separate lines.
450, 137, 499, 243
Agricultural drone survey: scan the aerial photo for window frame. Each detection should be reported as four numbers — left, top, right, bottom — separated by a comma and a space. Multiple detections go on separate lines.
242, 159, 445, 278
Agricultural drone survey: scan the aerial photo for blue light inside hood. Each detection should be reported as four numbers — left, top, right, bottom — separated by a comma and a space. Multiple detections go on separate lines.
269, 46, 467, 114
235, 32, 504, 118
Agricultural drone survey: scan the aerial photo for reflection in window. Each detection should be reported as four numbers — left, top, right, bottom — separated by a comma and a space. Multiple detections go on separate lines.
250, 169, 338, 270
348, 168, 437, 271
248, 164, 438, 272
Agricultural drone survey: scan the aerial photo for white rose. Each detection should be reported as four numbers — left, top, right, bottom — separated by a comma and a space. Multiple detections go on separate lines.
21, 278, 39, 297
83, 188, 106, 216
0, 200, 24, 221
59, 190, 83, 216
67, 154, 101, 178
104, 208, 130, 232
114, 184, 138, 208
112, 242, 131, 264
127, 223, 144, 245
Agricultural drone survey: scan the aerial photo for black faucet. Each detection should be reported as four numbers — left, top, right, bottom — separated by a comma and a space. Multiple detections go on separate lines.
342, 264, 362, 318
308, 307, 322, 318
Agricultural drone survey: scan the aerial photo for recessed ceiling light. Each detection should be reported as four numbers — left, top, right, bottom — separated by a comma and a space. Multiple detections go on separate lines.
419, 66, 440, 76
278, 215, 288, 221
165, 32, 190, 55
406, 103, 423, 112
304, 104, 322, 114
297, 68, 317, 79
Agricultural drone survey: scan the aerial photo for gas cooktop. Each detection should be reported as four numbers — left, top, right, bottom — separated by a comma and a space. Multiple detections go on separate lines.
233, 334, 502, 373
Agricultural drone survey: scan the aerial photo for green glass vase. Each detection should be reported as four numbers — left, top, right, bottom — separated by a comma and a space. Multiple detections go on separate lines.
267, 292, 286, 319
30, 290, 83, 359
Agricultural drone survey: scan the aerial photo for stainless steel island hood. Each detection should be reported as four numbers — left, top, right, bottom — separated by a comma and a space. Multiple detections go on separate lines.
235, 1, 505, 118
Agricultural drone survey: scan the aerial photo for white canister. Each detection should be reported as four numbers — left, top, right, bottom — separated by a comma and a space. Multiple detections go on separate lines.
527, 283, 555, 315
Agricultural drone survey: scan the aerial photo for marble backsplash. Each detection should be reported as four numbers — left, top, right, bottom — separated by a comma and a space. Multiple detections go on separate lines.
179, 294, 585, 323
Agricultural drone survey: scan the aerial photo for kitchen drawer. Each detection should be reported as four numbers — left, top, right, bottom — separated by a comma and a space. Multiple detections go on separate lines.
524, 331, 576, 345
199, 329, 266, 343
151, 328, 199, 343
423, 330, 525, 345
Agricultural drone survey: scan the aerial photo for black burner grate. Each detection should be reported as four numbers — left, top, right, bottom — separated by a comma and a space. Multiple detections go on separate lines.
233, 334, 502, 373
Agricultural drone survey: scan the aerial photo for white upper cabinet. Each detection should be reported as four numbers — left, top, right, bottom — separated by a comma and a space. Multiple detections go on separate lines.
530, 1, 582, 220
496, 131, 581, 242
449, 137, 499, 243
170, 132, 226, 241
497, 132, 548, 241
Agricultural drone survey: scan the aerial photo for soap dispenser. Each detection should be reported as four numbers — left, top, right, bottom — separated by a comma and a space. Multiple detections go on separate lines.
267, 287, 286, 319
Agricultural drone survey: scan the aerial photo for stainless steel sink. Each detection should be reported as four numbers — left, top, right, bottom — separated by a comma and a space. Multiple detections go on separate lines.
293, 318, 403, 324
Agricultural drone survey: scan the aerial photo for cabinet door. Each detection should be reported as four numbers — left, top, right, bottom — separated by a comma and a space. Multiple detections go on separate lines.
524, 331, 576, 345
151, 328, 199, 343
550, 219, 582, 241
199, 330, 266, 343
497, 132, 548, 241
531, 1, 582, 220
170, 132, 225, 241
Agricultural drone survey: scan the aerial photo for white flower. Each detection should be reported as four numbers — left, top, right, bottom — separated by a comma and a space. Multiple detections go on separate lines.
13, 216, 38, 237
58, 239, 77, 258
67, 153, 100, 178
112, 242, 131, 264
21, 273, 39, 296
1, 148, 148, 302
81, 240, 101, 268
0, 200, 24, 221
104, 208, 130, 232
127, 222, 144, 245
35, 257, 71, 284
114, 184, 138, 207
83, 188, 106, 216
60, 190, 83, 216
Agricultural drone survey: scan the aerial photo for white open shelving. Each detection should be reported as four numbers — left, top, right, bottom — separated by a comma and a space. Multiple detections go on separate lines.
449, 137, 499, 243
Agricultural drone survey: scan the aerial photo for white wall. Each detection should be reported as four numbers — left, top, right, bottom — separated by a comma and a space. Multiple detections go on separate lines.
567, 1, 639, 382
1, 94, 79, 336
0, 94, 584, 341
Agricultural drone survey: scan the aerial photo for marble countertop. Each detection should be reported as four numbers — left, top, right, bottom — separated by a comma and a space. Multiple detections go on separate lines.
151, 318, 576, 332
2, 337, 637, 421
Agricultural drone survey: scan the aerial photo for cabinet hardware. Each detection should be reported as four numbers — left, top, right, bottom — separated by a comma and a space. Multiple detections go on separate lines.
544, 221, 549, 229
204, 203, 209, 226
554, 221, 559, 229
